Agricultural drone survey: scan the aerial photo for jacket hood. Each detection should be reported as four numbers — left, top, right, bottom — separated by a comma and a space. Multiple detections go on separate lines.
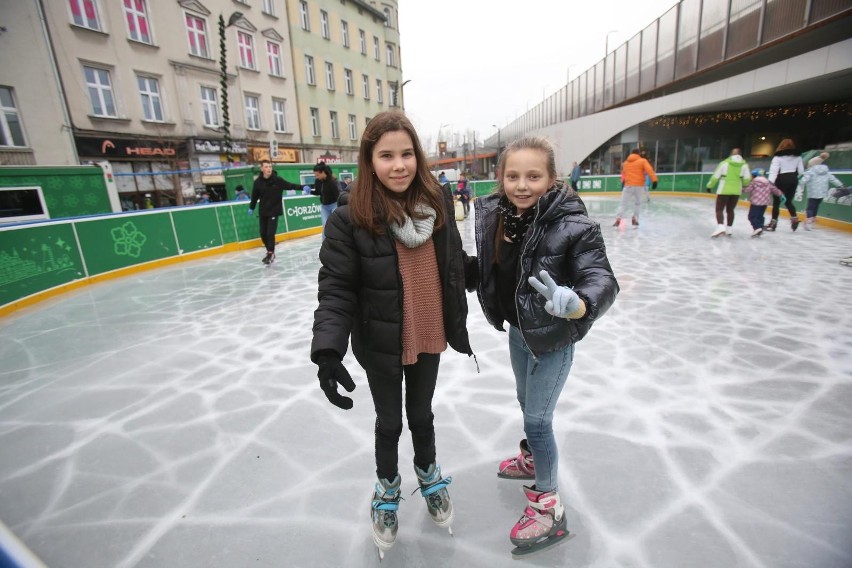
808, 164, 830, 175
728, 154, 745, 163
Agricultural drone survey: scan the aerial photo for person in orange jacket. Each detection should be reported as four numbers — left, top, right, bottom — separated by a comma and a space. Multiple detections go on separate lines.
614, 149, 657, 227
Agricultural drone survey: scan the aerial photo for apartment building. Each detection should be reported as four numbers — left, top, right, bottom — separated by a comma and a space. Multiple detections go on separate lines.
0, 0, 402, 209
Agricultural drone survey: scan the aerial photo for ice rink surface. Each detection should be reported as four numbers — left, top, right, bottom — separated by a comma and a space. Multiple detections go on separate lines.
1, 195, 851, 568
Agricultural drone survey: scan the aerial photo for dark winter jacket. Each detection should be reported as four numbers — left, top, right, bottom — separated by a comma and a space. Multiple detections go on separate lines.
312, 177, 340, 205
250, 171, 301, 217
311, 186, 476, 377
474, 188, 618, 356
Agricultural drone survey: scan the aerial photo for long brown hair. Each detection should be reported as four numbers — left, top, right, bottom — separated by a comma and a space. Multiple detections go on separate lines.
348, 111, 445, 234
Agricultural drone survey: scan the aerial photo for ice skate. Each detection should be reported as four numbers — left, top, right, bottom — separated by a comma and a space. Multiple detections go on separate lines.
710, 224, 726, 238
804, 218, 814, 231
840, 257, 852, 267
371, 475, 401, 560
498, 439, 535, 480
725, 226, 733, 237
509, 485, 570, 558
751, 228, 763, 238
631, 216, 639, 226
791, 217, 800, 231
414, 463, 454, 534
765, 218, 777, 232
262, 251, 275, 265
612, 218, 621, 227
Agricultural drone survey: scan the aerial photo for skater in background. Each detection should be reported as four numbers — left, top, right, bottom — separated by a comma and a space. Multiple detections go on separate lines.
249, 160, 302, 264
473, 136, 618, 557
795, 152, 843, 231
454, 172, 471, 218
311, 161, 340, 239
614, 148, 657, 227
233, 185, 249, 201
311, 110, 475, 558
742, 168, 785, 237
569, 161, 581, 191
438, 171, 449, 184
706, 148, 751, 238
640, 151, 652, 204
767, 138, 804, 231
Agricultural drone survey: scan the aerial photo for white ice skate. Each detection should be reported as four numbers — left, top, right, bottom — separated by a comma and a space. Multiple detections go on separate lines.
414, 463, 454, 535
371, 475, 401, 560
710, 224, 726, 238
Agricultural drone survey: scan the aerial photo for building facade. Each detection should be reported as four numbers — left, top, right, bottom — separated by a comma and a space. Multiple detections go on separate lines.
0, 0, 402, 209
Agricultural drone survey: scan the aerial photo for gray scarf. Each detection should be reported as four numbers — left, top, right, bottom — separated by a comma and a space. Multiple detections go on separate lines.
389, 204, 436, 248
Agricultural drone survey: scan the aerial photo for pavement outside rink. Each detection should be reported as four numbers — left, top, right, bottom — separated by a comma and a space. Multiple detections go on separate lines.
1, 195, 851, 568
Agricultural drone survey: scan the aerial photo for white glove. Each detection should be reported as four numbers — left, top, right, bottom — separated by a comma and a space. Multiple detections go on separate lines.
794, 188, 803, 201
528, 270, 580, 318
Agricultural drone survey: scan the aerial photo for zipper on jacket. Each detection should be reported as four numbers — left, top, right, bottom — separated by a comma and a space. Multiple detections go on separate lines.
515, 198, 544, 364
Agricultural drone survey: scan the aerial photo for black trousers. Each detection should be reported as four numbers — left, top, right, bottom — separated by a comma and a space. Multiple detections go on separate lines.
258, 216, 279, 252
771, 172, 798, 220
366, 353, 441, 481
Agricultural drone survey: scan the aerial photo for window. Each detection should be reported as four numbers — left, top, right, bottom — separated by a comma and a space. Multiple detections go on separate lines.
137, 76, 163, 121
383, 7, 392, 27
320, 11, 329, 39
185, 14, 209, 58
373, 36, 380, 60
343, 69, 353, 95
386, 44, 395, 67
237, 31, 256, 70
341, 20, 349, 47
69, 0, 101, 31
329, 110, 339, 139
389, 82, 398, 107
359, 30, 366, 55
325, 62, 335, 90
347, 113, 357, 140
310, 107, 320, 136
299, 1, 309, 30
365, 116, 371, 127
262, 0, 275, 15
84, 66, 116, 117
123, 0, 152, 43
245, 95, 260, 130
267, 41, 282, 76
200, 86, 219, 126
0, 87, 26, 147
376, 79, 383, 104
272, 98, 287, 132
304, 55, 315, 85
362, 74, 369, 99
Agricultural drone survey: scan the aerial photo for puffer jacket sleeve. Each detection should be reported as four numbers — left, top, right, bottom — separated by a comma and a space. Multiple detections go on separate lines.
567, 223, 619, 322
311, 207, 361, 362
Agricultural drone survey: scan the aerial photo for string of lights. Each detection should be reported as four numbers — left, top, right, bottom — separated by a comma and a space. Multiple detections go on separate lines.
649, 103, 850, 129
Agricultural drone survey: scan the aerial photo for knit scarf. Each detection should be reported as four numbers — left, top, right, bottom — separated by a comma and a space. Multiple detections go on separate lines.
498, 195, 535, 242
389, 203, 437, 249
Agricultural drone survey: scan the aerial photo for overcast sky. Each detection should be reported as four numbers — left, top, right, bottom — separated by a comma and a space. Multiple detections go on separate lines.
397, 0, 679, 152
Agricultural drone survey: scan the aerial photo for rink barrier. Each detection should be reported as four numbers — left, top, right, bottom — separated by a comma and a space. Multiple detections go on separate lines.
0, 196, 322, 317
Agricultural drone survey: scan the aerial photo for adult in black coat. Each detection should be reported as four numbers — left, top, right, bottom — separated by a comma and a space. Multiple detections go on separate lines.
311, 161, 340, 239
311, 111, 475, 550
249, 159, 301, 264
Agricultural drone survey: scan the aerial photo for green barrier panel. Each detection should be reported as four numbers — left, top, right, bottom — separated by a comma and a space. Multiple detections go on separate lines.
172, 207, 223, 252
232, 202, 259, 241
0, 224, 85, 306
283, 196, 323, 232
0, 166, 112, 219
470, 180, 498, 197
216, 206, 238, 244
74, 213, 178, 276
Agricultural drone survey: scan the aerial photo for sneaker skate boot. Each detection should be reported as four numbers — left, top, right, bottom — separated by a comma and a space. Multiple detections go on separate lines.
509, 485, 569, 558
711, 224, 726, 238
371, 475, 401, 559
414, 463, 454, 534
498, 439, 535, 480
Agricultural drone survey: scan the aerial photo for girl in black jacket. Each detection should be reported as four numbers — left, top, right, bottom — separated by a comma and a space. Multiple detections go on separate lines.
311, 111, 475, 558
474, 136, 618, 557
311, 161, 340, 239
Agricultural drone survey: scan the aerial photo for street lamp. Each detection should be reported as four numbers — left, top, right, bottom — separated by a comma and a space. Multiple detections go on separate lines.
437, 122, 451, 156
218, 11, 243, 165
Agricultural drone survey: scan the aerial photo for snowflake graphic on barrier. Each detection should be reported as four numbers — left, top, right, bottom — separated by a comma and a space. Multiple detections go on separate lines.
111, 221, 147, 258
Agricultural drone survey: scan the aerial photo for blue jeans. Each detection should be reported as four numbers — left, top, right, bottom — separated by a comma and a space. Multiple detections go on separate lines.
806, 198, 822, 219
320, 203, 337, 239
748, 204, 767, 229
508, 326, 574, 493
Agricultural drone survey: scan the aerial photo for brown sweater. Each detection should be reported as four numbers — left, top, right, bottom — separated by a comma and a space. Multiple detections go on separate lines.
395, 238, 447, 365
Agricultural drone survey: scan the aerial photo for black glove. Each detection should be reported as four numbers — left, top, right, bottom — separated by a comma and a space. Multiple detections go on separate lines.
316, 353, 356, 410
705, 186, 712, 193
651, 181, 658, 190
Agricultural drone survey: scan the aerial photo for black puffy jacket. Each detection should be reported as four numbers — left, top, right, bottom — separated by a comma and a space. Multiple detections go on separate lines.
474, 188, 619, 356
311, 187, 475, 376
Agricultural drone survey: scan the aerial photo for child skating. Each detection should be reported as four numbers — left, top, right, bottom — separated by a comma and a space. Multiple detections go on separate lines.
473, 137, 619, 557
742, 168, 785, 237
310, 111, 475, 559
795, 152, 843, 231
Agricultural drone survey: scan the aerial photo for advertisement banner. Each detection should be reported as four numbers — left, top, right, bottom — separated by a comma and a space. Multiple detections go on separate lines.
283, 196, 322, 232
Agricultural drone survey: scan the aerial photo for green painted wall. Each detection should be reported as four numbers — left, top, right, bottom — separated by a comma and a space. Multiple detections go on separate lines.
0, 166, 112, 219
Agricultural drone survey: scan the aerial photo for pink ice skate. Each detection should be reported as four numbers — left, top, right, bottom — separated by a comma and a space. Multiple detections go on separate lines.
497, 439, 535, 480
